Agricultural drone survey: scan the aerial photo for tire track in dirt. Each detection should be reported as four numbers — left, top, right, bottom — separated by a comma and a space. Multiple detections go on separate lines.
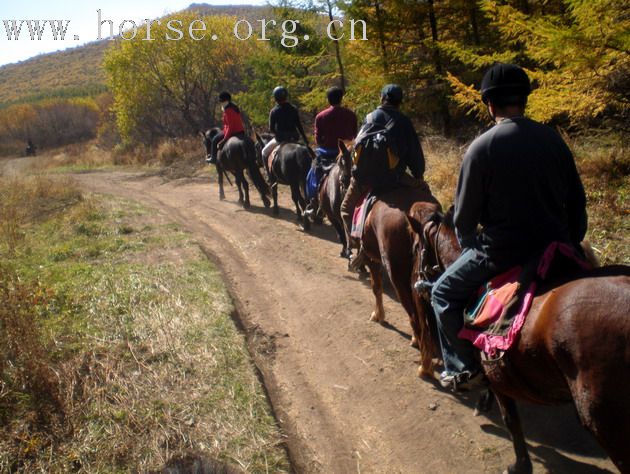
67, 170, 615, 474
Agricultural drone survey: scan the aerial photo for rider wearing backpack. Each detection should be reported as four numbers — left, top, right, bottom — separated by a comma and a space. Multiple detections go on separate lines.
340, 84, 426, 268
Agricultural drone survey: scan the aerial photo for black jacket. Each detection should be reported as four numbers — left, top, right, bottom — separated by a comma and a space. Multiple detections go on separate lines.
365, 105, 425, 180
269, 102, 307, 143
455, 117, 587, 262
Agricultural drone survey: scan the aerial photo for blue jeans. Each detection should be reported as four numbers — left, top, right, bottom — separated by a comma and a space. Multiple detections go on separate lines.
431, 247, 512, 374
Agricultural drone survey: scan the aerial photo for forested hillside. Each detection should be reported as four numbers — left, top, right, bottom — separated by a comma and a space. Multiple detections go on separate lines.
1, 0, 627, 152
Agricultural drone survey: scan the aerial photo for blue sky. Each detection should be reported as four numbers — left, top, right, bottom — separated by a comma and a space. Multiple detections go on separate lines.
0, 0, 265, 66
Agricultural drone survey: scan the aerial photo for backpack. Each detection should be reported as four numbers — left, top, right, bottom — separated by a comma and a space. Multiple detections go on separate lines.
351, 112, 400, 187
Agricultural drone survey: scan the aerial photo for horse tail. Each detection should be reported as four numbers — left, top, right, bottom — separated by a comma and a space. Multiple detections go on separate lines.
245, 138, 270, 198
299, 147, 313, 198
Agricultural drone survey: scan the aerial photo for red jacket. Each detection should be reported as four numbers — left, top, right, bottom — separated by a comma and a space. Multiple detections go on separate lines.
222, 103, 245, 138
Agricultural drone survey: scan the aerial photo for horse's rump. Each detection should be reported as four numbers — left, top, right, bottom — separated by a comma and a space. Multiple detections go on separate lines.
489, 268, 630, 404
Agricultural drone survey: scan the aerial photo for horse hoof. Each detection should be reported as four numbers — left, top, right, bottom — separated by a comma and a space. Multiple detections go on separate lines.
314, 216, 323, 225
504, 460, 533, 474
417, 365, 432, 379
219, 195, 226, 201
369, 311, 384, 323
410, 337, 419, 349
263, 198, 271, 208
243, 201, 251, 209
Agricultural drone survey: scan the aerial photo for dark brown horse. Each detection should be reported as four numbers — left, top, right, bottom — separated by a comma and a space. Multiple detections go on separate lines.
202, 129, 270, 209
408, 203, 630, 473
318, 140, 354, 258
254, 133, 312, 230
359, 184, 439, 350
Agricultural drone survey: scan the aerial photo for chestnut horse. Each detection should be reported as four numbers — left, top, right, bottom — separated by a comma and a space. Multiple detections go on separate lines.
408, 203, 630, 473
318, 140, 354, 258
360, 183, 439, 349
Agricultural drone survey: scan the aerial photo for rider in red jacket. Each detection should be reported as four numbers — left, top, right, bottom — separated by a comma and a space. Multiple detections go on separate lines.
207, 91, 246, 164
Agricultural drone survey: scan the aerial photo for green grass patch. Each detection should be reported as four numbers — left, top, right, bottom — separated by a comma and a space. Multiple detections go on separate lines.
0, 180, 289, 472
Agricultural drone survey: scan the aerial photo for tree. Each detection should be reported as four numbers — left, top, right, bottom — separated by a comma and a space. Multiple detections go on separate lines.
445, 0, 630, 128
105, 14, 255, 143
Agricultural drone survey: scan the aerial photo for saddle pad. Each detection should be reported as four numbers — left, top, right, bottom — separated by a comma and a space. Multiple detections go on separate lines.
458, 241, 592, 358
463, 266, 522, 329
268, 146, 279, 172
351, 192, 376, 239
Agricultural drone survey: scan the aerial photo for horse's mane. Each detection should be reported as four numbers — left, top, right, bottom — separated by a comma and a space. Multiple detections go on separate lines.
442, 205, 455, 228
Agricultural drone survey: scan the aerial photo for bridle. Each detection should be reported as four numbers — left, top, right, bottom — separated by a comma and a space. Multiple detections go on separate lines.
337, 151, 351, 196
415, 213, 446, 300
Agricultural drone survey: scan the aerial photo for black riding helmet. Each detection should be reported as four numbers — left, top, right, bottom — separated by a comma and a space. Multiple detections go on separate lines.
218, 91, 231, 102
273, 86, 289, 102
380, 84, 403, 106
480, 63, 531, 105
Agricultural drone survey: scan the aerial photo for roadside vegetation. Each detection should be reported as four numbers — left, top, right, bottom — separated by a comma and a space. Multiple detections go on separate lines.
0, 174, 289, 472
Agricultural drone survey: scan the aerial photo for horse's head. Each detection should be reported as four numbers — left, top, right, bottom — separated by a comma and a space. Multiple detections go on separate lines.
408, 203, 461, 283
337, 139, 354, 191
202, 128, 221, 155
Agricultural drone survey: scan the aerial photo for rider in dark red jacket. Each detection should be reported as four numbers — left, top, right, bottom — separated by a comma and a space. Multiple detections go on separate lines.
207, 91, 246, 164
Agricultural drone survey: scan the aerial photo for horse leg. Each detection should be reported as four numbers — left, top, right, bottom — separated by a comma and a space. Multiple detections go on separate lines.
367, 259, 386, 324
271, 181, 279, 216
290, 181, 310, 231
494, 393, 532, 474
332, 217, 350, 258
238, 170, 251, 209
217, 166, 225, 201
474, 389, 495, 416
569, 375, 630, 471
234, 173, 244, 204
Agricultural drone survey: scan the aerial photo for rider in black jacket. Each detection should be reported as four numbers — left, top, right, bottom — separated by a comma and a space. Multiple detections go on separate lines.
262, 87, 309, 164
420, 64, 587, 392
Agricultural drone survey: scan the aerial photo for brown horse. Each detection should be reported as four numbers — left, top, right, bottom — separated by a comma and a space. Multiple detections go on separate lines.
408, 203, 630, 473
318, 140, 354, 258
360, 184, 439, 349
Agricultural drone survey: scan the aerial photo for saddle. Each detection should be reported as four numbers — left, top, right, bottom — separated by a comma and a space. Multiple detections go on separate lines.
306, 148, 338, 200
458, 242, 592, 358
351, 191, 376, 239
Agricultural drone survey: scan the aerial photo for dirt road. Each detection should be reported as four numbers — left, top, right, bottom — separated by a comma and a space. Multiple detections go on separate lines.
3, 158, 615, 473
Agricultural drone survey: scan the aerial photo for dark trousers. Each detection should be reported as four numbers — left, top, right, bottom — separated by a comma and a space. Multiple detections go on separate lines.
210, 132, 225, 161
430, 247, 513, 374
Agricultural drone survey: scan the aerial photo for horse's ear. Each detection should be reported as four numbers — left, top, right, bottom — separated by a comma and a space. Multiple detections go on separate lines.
338, 138, 349, 155
198, 130, 206, 138
255, 132, 264, 146
407, 206, 426, 236
407, 203, 441, 236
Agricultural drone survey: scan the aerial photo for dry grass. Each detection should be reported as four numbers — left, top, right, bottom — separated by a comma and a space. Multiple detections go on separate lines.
0, 178, 289, 472
0, 174, 82, 254
26, 136, 208, 180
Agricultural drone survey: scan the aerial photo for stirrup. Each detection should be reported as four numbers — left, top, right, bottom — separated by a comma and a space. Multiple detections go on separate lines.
414, 279, 433, 294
